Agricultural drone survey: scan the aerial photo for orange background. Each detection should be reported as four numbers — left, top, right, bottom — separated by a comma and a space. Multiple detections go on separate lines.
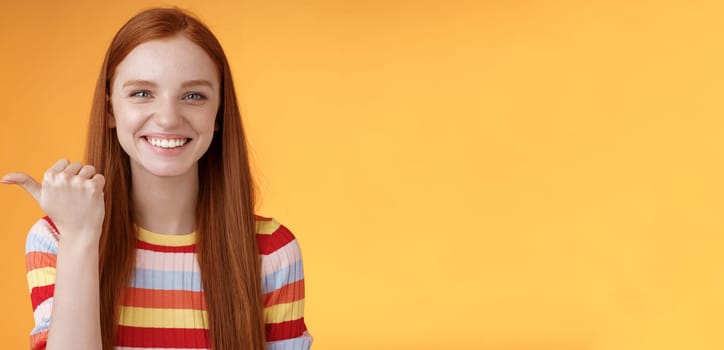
2, 1, 724, 349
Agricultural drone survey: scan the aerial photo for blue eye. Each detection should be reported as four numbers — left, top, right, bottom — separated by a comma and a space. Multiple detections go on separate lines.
131, 90, 151, 98
184, 92, 206, 100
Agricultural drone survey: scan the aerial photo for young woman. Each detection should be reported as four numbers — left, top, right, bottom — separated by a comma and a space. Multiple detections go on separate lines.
2, 7, 311, 350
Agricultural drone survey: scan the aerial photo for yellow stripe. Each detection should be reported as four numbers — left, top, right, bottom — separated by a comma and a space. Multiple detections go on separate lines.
27, 267, 56, 289
135, 219, 280, 241
136, 227, 197, 246
256, 218, 281, 235
118, 306, 208, 329
264, 299, 305, 324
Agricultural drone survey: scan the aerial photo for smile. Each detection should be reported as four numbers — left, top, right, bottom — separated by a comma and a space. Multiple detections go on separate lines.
144, 136, 191, 149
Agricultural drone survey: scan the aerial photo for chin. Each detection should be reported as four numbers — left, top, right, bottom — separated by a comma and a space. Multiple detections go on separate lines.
131, 159, 197, 179
146, 166, 196, 178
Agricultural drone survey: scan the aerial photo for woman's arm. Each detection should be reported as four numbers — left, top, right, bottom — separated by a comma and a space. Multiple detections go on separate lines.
25, 218, 103, 350
6, 160, 105, 350
47, 230, 102, 349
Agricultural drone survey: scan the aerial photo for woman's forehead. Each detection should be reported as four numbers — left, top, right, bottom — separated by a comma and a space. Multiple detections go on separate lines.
113, 36, 219, 89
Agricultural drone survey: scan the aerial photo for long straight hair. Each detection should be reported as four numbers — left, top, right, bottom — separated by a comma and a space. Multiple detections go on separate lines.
85, 8, 265, 349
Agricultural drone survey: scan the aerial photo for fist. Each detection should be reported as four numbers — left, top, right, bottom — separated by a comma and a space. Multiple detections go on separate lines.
2, 159, 106, 243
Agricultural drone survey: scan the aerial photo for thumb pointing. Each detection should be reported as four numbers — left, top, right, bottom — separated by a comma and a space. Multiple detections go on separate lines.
1, 172, 42, 204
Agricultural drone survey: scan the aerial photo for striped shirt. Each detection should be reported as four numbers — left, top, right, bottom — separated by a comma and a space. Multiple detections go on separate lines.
25, 216, 312, 349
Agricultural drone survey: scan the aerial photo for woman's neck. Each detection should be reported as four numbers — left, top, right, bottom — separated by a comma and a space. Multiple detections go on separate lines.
130, 163, 199, 235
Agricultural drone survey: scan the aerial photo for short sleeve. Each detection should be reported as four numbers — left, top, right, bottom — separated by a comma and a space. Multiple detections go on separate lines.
256, 218, 313, 350
25, 217, 60, 350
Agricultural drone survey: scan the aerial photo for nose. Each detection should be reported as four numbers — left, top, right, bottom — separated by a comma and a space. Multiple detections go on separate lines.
152, 96, 183, 129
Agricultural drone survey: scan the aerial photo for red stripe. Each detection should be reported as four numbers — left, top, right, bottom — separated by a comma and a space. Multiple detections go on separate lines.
30, 284, 55, 311
30, 330, 48, 350
136, 240, 196, 253
123, 287, 207, 310
264, 279, 305, 306
42, 216, 59, 235
116, 325, 210, 348
256, 225, 296, 255
266, 318, 308, 341
26, 252, 57, 271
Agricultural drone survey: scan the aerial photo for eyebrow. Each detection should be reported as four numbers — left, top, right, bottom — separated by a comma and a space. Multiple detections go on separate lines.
121, 79, 214, 89
122, 79, 157, 88
181, 80, 214, 89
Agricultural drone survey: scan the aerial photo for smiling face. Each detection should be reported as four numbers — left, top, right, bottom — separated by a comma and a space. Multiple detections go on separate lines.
109, 35, 220, 178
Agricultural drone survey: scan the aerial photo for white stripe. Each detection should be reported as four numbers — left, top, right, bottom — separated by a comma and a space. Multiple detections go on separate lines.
31, 297, 53, 334
26, 219, 59, 254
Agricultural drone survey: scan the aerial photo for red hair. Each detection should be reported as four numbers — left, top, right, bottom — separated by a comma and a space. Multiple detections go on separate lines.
86, 8, 265, 349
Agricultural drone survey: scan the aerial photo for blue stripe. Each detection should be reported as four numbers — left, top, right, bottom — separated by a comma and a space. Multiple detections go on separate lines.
266, 336, 313, 350
131, 268, 203, 291
263, 259, 304, 294
26, 223, 58, 255
30, 315, 50, 335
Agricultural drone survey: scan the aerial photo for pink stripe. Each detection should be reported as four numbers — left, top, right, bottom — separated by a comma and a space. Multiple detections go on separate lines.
136, 249, 199, 272
261, 240, 302, 276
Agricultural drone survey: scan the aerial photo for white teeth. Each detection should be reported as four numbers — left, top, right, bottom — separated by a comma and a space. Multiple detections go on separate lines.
147, 137, 188, 149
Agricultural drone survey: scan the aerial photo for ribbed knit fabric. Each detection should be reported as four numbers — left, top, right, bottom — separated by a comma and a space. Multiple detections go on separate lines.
25, 216, 312, 350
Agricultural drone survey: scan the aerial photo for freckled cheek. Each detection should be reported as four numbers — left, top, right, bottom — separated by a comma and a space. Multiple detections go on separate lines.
181, 105, 219, 131
112, 104, 151, 136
